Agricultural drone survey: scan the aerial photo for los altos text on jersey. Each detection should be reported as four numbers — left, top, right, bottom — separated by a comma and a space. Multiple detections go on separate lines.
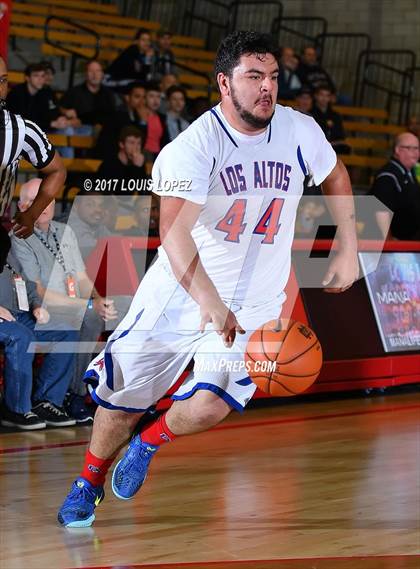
220, 161, 292, 195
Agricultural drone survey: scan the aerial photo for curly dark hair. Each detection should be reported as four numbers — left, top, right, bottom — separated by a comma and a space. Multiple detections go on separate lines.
214, 30, 280, 79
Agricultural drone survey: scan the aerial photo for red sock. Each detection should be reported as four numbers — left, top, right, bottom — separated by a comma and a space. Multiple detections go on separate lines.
140, 412, 177, 446
80, 449, 115, 487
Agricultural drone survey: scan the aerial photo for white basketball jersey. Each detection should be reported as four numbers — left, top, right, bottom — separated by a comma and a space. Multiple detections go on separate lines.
152, 104, 336, 305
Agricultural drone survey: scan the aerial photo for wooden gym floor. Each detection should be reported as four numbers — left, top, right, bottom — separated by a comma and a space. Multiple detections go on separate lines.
0, 390, 419, 569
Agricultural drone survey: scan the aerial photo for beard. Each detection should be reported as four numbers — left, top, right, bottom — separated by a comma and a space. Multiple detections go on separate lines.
230, 85, 274, 129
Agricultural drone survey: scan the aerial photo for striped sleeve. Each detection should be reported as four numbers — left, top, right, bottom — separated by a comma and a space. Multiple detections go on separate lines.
21, 119, 55, 169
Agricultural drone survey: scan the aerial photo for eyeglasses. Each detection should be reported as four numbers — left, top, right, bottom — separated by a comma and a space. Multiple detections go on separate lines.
398, 145, 419, 151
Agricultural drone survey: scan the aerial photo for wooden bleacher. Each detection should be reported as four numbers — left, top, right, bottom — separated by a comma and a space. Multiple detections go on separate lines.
11, 2, 205, 49
9, 0, 406, 178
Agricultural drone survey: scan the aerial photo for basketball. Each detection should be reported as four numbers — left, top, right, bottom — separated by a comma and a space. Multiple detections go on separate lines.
244, 319, 323, 396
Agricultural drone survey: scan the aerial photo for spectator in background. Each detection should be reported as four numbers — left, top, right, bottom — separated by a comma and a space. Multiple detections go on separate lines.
60, 60, 116, 127
165, 86, 190, 141
96, 125, 148, 187
0, 248, 78, 429
277, 46, 301, 100
66, 194, 113, 259
370, 132, 420, 240
294, 86, 313, 115
297, 46, 336, 94
141, 82, 169, 161
105, 28, 154, 92
96, 126, 149, 216
408, 116, 420, 139
11, 178, 122, 423
39, 60, 56, 87
188, 95, 211, 120
123, 193, 160, 237
159, 72, 179, 113
94, 82, 147, 160
311, 85, 350, 154
6, 63, 71, 132
154, 30, 176, 79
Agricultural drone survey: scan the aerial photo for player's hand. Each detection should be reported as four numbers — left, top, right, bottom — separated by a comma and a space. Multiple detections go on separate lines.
199, 298, 245, 348
12, 210, 36, 239
0, 306, 15, 322
93, 297, 118, 321
33, 307, 50, 324
322, 249, 359, 293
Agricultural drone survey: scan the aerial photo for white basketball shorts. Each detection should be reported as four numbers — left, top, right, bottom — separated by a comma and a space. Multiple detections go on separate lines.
84, 259, 284, 413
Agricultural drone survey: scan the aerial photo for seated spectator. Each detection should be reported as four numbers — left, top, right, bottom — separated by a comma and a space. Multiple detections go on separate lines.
159, 72, 179, 113
297, 46, 336, 94
59, 60, 117, 127
95, 126, 150, 218
165, 86, 190, 141
11, 178, 127, 423
189, 96, 211, 120
94, 82, 147, 160
141, 82, 169, 160
66, 194, 113, 259
105, 28, 154, 91
123, 194, 160, 237
6, 63, 70, 132
154, 30, 176, 79
370, 132, 420, 240
0, 248, 78, 429
96, 125, 149, 188
408, 115, 420, 139
311, 85, 350, 154
39, 60, 56, 87
278, 47, 301, 100
294, 86, 313, 115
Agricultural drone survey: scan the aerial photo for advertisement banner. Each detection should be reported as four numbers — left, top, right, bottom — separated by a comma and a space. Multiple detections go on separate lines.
359, 252, 420, 352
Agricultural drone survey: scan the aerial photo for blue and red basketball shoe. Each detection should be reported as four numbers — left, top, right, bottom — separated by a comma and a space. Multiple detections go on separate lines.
57, 477, 104, 527
111, 435, 159, 500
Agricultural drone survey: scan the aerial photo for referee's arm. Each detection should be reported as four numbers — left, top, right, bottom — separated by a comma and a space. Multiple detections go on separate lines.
13, 120, 66, 238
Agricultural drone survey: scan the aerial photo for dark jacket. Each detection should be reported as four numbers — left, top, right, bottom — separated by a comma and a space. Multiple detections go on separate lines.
311, 105, 345, 142
297, 62, 336, 93
105, 44, 153, 87
94, 109, 169, 160
6, 83, 60, 132
60, 82, 116, 125
370, 158, 420, 240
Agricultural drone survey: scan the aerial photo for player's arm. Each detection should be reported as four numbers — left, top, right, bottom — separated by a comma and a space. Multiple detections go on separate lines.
375, 211, 393, 240
160, 196, 244, 347
320, 158, 359, 293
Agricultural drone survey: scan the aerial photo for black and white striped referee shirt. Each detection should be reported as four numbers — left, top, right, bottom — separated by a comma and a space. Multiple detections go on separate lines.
0, 109, 55, 216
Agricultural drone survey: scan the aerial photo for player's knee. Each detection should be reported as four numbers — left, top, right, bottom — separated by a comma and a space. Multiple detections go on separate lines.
190, 390, 232, 428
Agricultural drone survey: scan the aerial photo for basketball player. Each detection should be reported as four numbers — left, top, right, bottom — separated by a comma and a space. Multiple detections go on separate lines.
58, 31, 359, 527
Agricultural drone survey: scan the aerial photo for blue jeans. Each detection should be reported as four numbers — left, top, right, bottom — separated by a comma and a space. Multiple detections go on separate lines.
0, 311, 78, 414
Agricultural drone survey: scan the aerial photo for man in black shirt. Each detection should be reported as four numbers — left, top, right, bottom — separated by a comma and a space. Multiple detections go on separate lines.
370, 132, 420, 240
94, 82, 147, 160
105, 28, 154, 91
6, 63, 69, 132
153, 30, 176, 80
60, 60, 116, 126
96, 125, 148, 189
311, 85, 350, 155
297, 46, 336, 93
